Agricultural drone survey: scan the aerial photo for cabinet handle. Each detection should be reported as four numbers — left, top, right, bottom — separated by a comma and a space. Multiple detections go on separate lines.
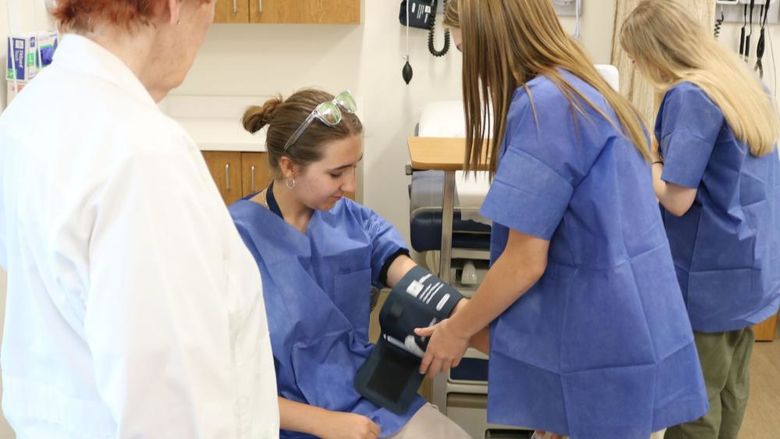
258, 0, 263, 13
232, 0, 238, 14
250, 165, 256, 191
225, 163, 231, 190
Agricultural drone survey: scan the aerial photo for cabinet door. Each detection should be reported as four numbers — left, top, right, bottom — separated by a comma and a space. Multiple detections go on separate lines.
241, 152, 272, 197
753, 313, 778, 342
250, 0, 360, 24
202, 151, 244, 205
216, 0, 250, 23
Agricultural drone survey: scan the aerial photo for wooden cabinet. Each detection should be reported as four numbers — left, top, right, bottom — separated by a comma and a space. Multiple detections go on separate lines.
203, 151, 244, 205
754, 313, 778, 342
216, 0, 360, 24
241, 152, 272, 196
215, 0, 251, 23
250, 0, 360, 24
203, 151, 271, 205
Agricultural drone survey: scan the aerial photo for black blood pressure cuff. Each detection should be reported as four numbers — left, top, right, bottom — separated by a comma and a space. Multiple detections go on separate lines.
354, 266, 464, 414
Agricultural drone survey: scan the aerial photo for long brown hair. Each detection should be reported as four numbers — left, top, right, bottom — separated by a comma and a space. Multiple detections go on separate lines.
620, 0, 779, 157
243, 89, 363, 177
445, 0, 650, 175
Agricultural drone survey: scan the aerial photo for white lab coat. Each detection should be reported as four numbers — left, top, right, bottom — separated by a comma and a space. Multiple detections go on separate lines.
0, 34, 279, 438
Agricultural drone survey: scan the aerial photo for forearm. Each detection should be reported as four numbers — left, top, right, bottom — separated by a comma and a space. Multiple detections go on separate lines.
651, 162, 666, 200
279, 397, 334, 437
469, 327, 491, 354
447, 256, 543, 340
652, 162, 697, 216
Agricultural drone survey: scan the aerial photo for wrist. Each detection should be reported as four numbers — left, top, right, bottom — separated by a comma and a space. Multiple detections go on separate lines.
652, 160, 664, 166
453, 297, 468, 315
445, 306, 474, 340
313, 408, 340, 437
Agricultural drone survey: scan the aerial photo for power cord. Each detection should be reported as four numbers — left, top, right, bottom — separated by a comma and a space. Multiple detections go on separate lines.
755, 0, 770, 78
428, 0, 450, 57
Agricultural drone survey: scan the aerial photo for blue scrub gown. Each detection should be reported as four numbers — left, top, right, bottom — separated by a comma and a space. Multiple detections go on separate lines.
229, 197, 425, 439
655, 82, 780, 333
479, 71, 708, 439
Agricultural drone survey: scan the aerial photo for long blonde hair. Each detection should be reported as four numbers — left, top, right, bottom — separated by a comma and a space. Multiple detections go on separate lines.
620, 0, 779, 157
444, 0, 651, 175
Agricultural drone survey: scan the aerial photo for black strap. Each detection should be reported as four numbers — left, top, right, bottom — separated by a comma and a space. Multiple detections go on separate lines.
265, 181, 284, 219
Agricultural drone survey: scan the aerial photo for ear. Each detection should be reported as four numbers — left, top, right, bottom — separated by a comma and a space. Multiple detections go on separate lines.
278, 156, 298, 179
167, 0, 181, 26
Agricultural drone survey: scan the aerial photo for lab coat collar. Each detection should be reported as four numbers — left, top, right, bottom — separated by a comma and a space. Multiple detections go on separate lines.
53, 33, 157, 109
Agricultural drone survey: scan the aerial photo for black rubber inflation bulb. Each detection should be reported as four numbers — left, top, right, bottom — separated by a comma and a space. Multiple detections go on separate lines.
402, 60, 413, 85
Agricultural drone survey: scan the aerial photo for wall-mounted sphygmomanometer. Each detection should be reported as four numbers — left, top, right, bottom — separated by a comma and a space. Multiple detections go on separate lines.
396, 0, 584, 85
398, 0, 450, 84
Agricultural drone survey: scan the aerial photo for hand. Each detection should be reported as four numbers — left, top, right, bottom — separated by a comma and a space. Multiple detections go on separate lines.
414, 318, 470, 378
320, 412, 380, 439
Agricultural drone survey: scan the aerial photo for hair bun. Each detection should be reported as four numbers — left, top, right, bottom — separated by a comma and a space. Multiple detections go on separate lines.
242, 95, 283, 134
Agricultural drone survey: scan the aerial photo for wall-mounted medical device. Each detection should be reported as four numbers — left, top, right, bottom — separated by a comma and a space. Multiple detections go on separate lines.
716, 0, 779, 23
715, 0, 776, 77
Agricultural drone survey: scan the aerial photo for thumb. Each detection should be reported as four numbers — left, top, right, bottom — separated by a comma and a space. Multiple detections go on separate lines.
414, 326, 435, 337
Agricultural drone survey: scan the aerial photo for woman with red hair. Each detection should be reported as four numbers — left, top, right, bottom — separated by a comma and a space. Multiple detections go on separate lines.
0, 1, 279, 438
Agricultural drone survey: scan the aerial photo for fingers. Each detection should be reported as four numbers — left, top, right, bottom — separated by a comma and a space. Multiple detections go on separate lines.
419, 351, 433, 375
414, 326, 435, 337
369, 420, 380, 438
426, 357, 445, 379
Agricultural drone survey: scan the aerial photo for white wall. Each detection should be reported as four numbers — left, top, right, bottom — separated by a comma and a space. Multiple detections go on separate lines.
175, 1, 616, 239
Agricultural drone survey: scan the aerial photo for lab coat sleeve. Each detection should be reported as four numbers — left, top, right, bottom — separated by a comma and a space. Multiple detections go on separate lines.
353, 202, 408, 286
658, 84, 723, 188
0, 224, 5, 269
0, 148, 6, 270
481, 96, 576, 241
84, 147, 263, 438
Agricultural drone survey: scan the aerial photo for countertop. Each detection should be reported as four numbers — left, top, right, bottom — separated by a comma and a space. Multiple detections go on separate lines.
160, 95, 268, 152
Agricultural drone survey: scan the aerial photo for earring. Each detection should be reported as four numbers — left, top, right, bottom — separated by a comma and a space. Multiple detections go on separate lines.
285, 177, 296, 189
176, 19, 181, 25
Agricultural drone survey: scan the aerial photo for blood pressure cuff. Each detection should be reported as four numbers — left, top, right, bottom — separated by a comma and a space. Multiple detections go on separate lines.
354, 266, 464, 414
